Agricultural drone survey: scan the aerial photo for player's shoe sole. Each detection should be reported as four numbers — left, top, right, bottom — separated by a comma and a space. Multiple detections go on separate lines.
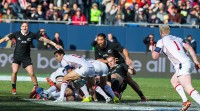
12, 88, 16, 95
180, 100, 191, 111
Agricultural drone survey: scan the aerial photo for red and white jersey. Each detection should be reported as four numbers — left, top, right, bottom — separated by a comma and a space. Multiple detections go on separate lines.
50, 68, 67, 83
156, 35, 191, 67
61, 54, 93, 68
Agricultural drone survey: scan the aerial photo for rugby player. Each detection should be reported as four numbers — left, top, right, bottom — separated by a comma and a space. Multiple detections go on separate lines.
152, 25, 200, 111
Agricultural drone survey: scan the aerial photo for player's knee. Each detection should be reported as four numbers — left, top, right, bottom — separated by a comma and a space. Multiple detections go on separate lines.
29, 72, 35, 77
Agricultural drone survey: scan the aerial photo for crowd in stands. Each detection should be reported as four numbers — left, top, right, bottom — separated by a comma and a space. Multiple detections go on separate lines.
0, 0, 200, 26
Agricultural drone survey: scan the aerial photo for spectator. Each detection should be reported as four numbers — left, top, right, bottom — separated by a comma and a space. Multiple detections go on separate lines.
36, 4, 45, 20
29, 7, 38, 20
168, 5, 182, 24
185, 35, 197, 53
0, 11, 2, 22
106, 4, 118, 25
186, 8, 200, 26
147, 13, 162, 24
62, 12, 71, 23
51, 32, 64, 49
143, 34, 156, 52
70, 3, 78, 16
135, 8, 147, 23
71, 8, 87, 25
46, 3, 54, 20
2, 8, 15, 23
90, 3, 101, 24
156, 8, 167, 23
123, 7, 135, 22
37, 28, 51, 50
114, 13, 124, 26
48, 9, 61, 21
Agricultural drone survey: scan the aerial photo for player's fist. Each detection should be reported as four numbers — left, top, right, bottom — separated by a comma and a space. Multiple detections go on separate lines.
195, 63, 200, 70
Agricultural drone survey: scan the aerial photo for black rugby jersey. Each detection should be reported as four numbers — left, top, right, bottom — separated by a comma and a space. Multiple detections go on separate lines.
8, 31, 38, 59
95, 41, 125, 64
108, 63, 128, 81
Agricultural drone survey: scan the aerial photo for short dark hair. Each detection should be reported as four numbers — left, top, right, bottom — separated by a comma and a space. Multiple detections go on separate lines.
97, 33, 106, 39
54, 49, 65, 55
21, 22, 29, 26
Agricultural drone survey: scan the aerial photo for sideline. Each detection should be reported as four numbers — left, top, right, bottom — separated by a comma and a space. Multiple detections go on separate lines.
0, 76, 46, 82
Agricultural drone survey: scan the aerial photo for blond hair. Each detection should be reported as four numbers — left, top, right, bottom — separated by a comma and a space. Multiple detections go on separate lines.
159, 25, 170, 36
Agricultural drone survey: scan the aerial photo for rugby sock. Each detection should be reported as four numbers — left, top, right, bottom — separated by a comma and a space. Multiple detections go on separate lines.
46, 86, 57, 94
190, 90, 200, 105
12, 83, 16, 89
51, 91, 60, 99
34, 83, 38, 87
104, 85, 115, 98
175, 84, 188, 102
111, 79, 119, 92
95, 85, 110, 99
59, 82, 68, 99
80, 84, 90, 98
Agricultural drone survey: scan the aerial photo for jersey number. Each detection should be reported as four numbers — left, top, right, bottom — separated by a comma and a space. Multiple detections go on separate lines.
173, 41, 180, 50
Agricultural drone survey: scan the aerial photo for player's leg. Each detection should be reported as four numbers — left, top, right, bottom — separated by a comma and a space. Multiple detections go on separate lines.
178, 74, 200, 105
25, 65, 38, 86
100, 76, 119, 103
57, 70, 80, 101
87, 77, 111, 103
124, 73, 147, 101
11, 62, 20, 95
171, 73, 188, 103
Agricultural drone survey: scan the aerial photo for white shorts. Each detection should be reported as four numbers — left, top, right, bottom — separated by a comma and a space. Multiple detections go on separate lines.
175, 61, 194, 76
75, 66, 95, 77
92, 60, 108, 77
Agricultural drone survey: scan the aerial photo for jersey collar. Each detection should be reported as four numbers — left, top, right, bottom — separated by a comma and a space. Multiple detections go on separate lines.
21, 30, 29, 36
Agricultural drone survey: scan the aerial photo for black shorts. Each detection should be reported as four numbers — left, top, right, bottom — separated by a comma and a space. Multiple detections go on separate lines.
12, 58, 32, 68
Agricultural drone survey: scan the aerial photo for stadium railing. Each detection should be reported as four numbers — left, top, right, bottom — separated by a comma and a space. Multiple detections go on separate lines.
1, 19, 199, 29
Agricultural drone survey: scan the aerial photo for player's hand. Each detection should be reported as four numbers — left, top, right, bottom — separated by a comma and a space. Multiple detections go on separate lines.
126, 58, 132, 66
55, 44, 63, 49
195, 63, 200, 70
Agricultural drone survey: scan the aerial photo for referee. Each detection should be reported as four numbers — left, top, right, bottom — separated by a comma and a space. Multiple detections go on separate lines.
0, 22, 62, 96
94, 33, 147, 101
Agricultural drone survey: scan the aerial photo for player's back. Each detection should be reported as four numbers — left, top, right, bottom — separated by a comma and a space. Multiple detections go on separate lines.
61, 54, 93, 68
162, 35, 190, 65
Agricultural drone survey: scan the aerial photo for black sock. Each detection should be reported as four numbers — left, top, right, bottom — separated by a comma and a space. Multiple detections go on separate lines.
111, 78, 119, 92
12, 83, 16, 89
138, 91, 144, 97
34, 83, 38, 87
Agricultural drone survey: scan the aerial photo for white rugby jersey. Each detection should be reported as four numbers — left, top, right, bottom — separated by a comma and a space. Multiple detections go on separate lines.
61, 54, 93, 68
155, 35, 191, 66
50, 67, 67, 82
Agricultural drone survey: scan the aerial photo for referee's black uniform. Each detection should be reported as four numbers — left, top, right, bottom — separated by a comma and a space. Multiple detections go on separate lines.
95, 40, 146, 100
8, 31, 38, 68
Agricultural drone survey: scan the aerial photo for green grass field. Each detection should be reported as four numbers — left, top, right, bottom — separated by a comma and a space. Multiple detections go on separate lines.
0, 76, 199, 111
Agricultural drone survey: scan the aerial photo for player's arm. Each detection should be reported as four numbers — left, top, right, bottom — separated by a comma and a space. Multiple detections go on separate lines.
0, 36, 10, 44
39, 37, 63, 49
183, 42, 200, 68
152, 40, 162, 60
122, 48, 132, 66
94, 47, 109, 63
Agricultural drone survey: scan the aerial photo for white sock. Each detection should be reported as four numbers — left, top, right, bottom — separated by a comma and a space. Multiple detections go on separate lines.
95, 85, 109, 99
46, 86, 57, 94
51, 91, 60, 99
190, 90, 200, 105
59, 82, 68, 99
175, 84, 188, 102
104, 85, 115, 98
80, 84, 90, 98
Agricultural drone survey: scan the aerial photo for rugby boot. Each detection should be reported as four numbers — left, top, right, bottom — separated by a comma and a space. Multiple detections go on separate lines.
106, 97, 112, 103
12, 88, 16, 95
82, 96, 92, 102
29, 86, 38, 98
113, 96, 119, 103
180, 100, 191, 111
